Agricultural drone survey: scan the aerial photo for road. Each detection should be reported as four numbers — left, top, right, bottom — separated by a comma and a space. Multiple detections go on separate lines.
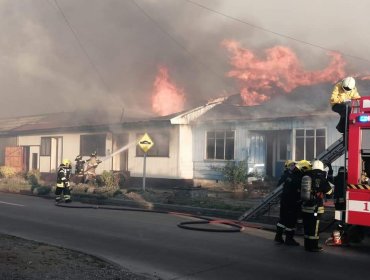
0, 192, 369, 280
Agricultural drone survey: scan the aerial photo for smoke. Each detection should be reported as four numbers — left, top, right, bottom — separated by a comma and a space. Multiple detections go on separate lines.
0, 0, 369, 119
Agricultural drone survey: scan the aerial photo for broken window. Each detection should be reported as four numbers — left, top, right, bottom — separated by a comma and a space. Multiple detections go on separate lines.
295, 128, 326, 160
206, 130, 235, 160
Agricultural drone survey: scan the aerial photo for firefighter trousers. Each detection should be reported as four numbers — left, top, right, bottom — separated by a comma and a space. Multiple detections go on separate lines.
302, 211, 323, 251
55, 186, 71, 203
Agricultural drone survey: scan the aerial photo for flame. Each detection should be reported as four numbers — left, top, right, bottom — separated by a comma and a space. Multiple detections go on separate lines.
222, 40, 347, 105
152, 65, 185, 116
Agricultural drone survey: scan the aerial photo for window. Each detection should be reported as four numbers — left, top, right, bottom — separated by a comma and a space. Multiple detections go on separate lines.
80, 134, 106, 156
136, 132, 170, 157
206, 131, 234, 160
40, 137, 51, 156
277, 131, 291, 161
295, 128, 326, 160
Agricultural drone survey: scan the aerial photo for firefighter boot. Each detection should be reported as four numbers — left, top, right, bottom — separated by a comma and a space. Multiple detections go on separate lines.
274, 226, 285, 244
285, 231, 300, 246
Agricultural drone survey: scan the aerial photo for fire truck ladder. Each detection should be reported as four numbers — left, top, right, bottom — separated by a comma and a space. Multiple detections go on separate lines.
238, 138, 345, 222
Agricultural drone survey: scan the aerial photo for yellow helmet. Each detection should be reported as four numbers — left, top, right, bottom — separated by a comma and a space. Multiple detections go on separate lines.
62, 159, 71, 166
297, 160, 312, 172
284, 160, 296, 168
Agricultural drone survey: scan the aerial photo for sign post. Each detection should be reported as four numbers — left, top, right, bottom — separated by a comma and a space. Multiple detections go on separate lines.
138, 133, 154, 192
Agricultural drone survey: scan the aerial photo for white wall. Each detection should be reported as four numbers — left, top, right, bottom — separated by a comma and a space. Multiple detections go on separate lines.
18, 133, 113, 173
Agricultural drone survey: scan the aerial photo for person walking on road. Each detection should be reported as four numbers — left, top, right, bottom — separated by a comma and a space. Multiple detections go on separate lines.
55, 159, 72, 203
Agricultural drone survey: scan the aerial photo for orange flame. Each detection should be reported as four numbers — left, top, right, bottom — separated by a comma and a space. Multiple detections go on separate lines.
152, 65, 186, 116
222, 40, 347, 105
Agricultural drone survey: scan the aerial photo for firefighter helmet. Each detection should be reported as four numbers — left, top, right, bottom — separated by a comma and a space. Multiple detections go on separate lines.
62, 159, 71, 167
297, 160, 312, 171
284, 160, 296, 168
341, 77, 355, 92
311, 159, 325, 171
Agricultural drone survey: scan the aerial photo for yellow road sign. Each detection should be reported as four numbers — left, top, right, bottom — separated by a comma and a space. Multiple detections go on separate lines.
138, 133, 154, 153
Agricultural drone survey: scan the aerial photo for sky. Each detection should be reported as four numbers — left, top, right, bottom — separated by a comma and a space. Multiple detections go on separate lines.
1, 0, 369, 119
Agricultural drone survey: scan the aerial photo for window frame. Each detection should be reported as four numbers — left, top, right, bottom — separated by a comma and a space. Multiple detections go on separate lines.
40, 137, 51, 156
80, 134, 107, 157
205, 130, 235, 160
294, 128, 326, 160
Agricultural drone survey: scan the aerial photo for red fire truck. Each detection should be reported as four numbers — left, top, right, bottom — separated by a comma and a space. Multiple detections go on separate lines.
340, 96, 370, 227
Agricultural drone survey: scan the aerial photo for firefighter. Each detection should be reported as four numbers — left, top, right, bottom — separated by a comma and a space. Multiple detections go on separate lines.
55, 159, 72, 203
274, 160, 302, 246
74, 155, 85, 183
301, 159, 333, 252
84, 151, 102, 184
276, 160, 296, 186
330, 77, 361, 134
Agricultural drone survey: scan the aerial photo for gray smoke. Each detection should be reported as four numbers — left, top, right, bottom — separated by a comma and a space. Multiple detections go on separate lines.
0, 0, 369, 119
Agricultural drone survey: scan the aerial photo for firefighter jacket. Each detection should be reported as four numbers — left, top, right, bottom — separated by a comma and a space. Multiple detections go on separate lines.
85, 156, 102, 175
301, 170, 333, 214
281, 169, 302, 207
75, 159, 85, 175
330, 82, 360, 105
56, 165, 71, 188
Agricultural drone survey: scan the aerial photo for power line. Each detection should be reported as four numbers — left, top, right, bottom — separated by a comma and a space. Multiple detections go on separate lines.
184, 0, 370, 64
48, 0, 111, 92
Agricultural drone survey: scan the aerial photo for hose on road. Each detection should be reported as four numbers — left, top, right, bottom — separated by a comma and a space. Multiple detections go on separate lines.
55, 202, 246, 233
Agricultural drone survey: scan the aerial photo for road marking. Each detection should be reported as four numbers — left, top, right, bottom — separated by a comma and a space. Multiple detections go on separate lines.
0, 201, 25, 207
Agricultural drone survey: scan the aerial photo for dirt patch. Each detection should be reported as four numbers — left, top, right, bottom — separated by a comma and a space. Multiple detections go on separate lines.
0, 233, 156, 280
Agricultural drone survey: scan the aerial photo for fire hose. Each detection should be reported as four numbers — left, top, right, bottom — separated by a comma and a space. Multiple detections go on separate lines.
55, 202, 249, 233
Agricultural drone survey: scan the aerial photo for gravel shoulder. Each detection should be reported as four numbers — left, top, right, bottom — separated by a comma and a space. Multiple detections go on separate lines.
0, 233, 155, 280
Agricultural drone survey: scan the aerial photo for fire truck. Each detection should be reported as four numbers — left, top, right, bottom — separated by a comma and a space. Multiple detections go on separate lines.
337, 96, 370, 228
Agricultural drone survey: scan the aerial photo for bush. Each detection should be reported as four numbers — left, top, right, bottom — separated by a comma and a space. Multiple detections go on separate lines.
211, 160, 251, 189
33, 186, 51, 196
100, 171, 117, 188
0, 166, 17, 178
25, 169, 41, 189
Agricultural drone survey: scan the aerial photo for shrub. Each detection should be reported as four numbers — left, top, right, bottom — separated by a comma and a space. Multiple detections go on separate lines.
0, 166, 16, 178
100, 170, 117, 188
33, 186, 51, 195
25, 169, 41, 189
211, 160, 251, 189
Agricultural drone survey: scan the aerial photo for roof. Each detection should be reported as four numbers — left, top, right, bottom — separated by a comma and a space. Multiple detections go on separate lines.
1, 80, 369, 136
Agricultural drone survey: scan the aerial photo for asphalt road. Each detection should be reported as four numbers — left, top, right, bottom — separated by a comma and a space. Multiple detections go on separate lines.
0, 192, 369, 280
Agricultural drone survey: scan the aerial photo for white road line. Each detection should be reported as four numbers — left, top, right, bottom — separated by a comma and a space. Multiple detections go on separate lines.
0, 201, 25, 207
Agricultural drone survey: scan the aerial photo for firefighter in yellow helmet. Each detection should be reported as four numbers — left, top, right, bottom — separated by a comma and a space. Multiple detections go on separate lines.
330, 77, 361, 133
274, 160, 302, 246
301, 159, 333, 252
55, 159, 72, 203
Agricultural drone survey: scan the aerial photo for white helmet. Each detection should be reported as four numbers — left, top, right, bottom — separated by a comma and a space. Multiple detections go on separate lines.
311, 159, 324, 171
341, 77, 356, 92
